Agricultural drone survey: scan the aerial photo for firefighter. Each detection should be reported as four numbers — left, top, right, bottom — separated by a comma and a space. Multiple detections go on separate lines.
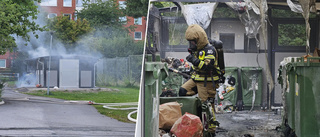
179, 24, 223, 136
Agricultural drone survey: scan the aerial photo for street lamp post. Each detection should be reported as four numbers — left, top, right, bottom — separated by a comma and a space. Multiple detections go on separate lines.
47, 31, 53, 95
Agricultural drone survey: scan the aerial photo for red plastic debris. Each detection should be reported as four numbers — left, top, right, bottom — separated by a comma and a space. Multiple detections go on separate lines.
36, 84, 41, 88
170, 112, 203, 137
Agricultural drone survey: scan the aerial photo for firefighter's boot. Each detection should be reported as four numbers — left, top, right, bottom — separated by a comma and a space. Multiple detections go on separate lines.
201, 100, 219, 136
207, 103, 219, 134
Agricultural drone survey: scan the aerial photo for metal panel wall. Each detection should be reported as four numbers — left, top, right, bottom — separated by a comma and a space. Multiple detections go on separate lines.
36, 70, 44, 86
59, 59, 79, 88
80, 71, 92, 87
46, 70, 58, 87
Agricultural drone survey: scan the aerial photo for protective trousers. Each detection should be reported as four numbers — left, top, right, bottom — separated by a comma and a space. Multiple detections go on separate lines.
180, 79, 216, 102
179, 79, 218, 133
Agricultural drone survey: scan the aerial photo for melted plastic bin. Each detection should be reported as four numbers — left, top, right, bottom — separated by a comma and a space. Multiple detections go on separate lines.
282, 61, 296, 135
287, 69, 296, 134
240, 67, 262, 110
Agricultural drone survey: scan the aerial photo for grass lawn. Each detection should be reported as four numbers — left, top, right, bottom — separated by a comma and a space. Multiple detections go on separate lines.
26, 86, 139, 123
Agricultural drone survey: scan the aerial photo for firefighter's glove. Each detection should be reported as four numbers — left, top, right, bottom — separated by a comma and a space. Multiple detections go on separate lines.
218, 76, 226, 83
186, 54, 200, 66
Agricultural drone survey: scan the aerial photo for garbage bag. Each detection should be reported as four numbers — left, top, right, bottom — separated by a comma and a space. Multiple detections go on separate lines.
170, 112, 203, 137
159, 102, 182, 130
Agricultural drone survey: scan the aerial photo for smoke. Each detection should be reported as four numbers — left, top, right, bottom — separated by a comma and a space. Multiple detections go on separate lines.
16, 73, 37, 88
14, 2, 144, 88
14, 6, 103, 88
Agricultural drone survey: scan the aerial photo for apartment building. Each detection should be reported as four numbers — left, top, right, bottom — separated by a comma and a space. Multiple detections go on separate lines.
0, 52, 14, 70
39, 0, 76, 20
39, 0, 146, 41
117, 0, 146, 41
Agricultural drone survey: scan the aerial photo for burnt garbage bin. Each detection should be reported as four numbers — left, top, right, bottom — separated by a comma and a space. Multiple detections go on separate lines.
279, 59, 296, 135
240, 67, 262, 110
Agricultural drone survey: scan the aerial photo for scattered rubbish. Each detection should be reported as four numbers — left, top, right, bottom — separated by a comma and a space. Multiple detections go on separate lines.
217, 85, 225, 100
170, 112, 203, 137
160, 88, 177, 97
225, 106, 233, 113
215, 100, 234, 113
159, 129, 167, 137
36, 84, 41, 88
216, 75, 237, 100
53, 86, 59, 90
216, 105, 224, 114
228, 76, 236, 86
226, 86, 234, 93
162, 133, 171, 137
159, 102, 182, 130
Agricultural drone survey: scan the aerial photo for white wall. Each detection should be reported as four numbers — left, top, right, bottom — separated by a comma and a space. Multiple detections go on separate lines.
164, 19, 314, 107
211, 20, 266, 50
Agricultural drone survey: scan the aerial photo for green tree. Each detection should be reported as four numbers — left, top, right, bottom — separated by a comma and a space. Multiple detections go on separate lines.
77, 0, 125, 28
0, 0, 46, 54
47, 15, 92, 48
125, 0, 149, 17
278, 24, 306, 46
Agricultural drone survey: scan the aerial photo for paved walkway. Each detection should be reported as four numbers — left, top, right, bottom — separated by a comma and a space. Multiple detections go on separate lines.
0, 87, 135, 137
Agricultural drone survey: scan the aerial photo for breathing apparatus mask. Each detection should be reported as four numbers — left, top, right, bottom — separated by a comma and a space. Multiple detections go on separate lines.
188, 40, 197, 54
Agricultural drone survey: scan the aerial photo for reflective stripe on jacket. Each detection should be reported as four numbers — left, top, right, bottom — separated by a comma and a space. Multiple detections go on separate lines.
191, 44, 220, 82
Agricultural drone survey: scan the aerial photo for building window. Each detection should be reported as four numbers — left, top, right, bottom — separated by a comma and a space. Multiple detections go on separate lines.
219, 33, 235, 53
278, 24, 306, 47
134, 17, 142, 25
119, 16, 127, 24
63, 14, 72, 20
40, 0, 57, 6
119, 1, 126, 9
244, 34, 259, 53
0, 59, 6, 68
76, 0, 83, 7
47, 13, 57, 19
134, 32, 142, 40
64, 0, 72, 7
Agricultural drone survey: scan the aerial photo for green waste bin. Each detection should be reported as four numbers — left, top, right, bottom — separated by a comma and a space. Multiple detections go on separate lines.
217, 67, 239, 107
292, 57, 320, 137
144, 55, 168, 137
286, 64, 296, 131
162, 69, 184, 95
160, 97, 201, 116
240, 67, 262, 110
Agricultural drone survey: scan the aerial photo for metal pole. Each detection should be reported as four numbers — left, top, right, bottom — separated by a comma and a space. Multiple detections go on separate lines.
47, 32, 53, 95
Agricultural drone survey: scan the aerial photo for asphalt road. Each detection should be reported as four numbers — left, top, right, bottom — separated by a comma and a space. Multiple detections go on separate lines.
0, 87, 136, 137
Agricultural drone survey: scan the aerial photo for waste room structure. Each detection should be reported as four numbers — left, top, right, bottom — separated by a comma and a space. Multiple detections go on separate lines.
25, 55, 98, 88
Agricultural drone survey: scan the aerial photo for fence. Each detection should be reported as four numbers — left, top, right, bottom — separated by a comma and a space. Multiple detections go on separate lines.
96, 55, 143, 87
0, 73, 19, 81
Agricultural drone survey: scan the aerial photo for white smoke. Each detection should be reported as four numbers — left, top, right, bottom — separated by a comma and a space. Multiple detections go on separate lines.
15, 7, 103, 88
